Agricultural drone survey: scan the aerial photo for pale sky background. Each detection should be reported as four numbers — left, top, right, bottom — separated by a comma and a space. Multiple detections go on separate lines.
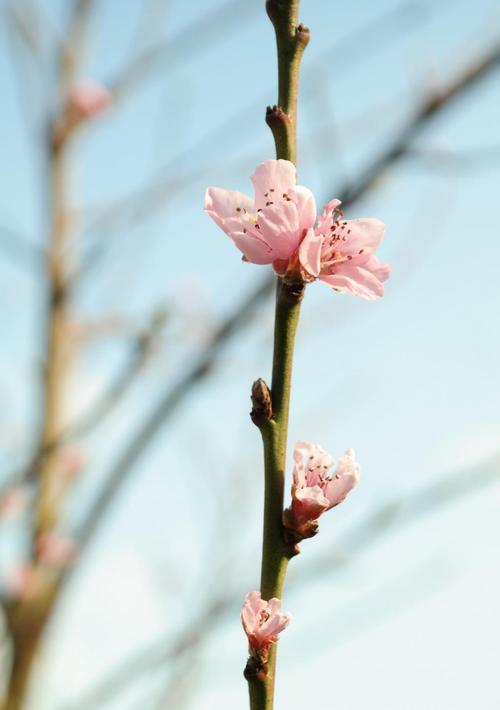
1, 0, 500, 708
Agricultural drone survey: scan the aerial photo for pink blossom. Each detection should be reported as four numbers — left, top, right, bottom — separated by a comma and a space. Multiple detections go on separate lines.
299, 199, 390, 300
283, 441, 359, 538
205, 159, 389, 299
241, 591, 291, 653
36, 533, 76, 568
68, 79, 113, 119
205, 159, 316, 266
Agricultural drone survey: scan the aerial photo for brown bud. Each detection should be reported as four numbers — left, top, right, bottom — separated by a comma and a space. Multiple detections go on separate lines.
244, 653, 268, 681
265, 104, 291, 132
250, 378, 273, 426
296, 23, 311, 48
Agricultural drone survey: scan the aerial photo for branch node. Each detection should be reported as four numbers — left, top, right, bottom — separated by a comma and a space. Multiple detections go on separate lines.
250, 378, 273, 427
295, 23, 310, 48
244, 653, 268, 682
279, 278, 305, 303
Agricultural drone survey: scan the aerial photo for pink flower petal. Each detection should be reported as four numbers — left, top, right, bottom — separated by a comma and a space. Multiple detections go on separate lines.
251, 160, 297, 209
320, 262, 388, 299
257, 200, 302, 259
287, 186, 316, 232
323, 448, 360, 507
298, 229, 323, 277
341, 218, 385, 254
204, 187, 254, 231
241, 591, 291, 651
316, 198, 342, 233
294, 485, 330, 520
230, 230, 275, 264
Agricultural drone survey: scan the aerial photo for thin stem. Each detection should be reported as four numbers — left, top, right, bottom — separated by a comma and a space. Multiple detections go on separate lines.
246, 2, 308, 708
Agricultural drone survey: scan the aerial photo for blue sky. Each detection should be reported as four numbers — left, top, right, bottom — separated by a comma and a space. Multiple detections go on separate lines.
1, 0, 500, 708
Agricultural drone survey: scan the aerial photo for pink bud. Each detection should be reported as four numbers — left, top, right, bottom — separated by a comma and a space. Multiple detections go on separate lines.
283, 441, 360, 539
68, 79, 112, 119
241, 591, 291, 654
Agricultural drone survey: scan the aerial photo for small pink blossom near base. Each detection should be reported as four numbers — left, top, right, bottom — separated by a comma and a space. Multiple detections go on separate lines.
205, 159, 390, 299
283, 441, 360, 540
241, 591, 291, 656
36, 533, 76, 568
68, 79, 113, 119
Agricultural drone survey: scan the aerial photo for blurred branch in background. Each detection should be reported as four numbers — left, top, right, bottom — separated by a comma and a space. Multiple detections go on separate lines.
62, 450, 500, 710
108, 0, 260, 102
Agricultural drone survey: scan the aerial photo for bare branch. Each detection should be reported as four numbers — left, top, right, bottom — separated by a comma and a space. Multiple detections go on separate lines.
108, 0, 260, 102
0, 309, 166, 498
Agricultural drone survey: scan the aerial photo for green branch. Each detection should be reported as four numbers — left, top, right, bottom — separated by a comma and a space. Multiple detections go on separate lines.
246, 2, 309, 708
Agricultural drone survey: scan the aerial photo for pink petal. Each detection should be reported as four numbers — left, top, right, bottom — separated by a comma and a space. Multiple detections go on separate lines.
316, 198, 342, 233
241, 591, 266, 633
323, 448, 360, 508
69, 80, 112, 118
257, 200, 302, 259
337, 218, 386, 256
287, 186, 316, 232
298, 229, 323, 277
204, 187, 254, 231
230, 230, 275, 264
363, 254, 391, 281
294, 485, 330, 514
320, 262, 388, 299
251, 160, 296, 209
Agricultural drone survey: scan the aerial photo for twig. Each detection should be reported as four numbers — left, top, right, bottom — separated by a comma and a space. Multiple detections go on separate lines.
245, 3, 309, 708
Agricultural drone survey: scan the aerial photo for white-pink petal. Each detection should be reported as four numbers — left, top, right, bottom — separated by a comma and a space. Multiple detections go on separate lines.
287, 186, 317, 232
320, 264, 387, 300
298, 229, 323, 278
204, 187, 254, 231
251, 160, 297, 209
